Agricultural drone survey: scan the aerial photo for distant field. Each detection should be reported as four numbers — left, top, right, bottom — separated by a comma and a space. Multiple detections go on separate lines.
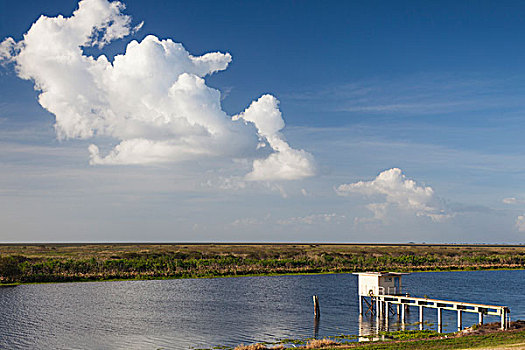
0, 243, 524, 284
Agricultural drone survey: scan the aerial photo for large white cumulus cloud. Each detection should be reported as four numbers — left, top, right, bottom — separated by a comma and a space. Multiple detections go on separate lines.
0, 0, 314, 181
336, 168, 451, 222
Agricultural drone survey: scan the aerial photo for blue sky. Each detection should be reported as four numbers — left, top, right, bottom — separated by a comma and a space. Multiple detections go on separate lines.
1, 0, 525, 243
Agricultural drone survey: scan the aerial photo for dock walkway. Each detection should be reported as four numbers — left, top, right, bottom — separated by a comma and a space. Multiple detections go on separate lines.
364, 293, 510, 331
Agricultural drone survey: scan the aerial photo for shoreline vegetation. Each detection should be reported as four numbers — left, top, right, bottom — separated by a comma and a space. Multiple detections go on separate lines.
226, 322, 525, 350
0, 243, 524, 284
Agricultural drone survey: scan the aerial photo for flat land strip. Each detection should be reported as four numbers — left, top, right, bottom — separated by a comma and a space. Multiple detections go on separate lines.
333, 328, 525, 350
0, 243, 524, 283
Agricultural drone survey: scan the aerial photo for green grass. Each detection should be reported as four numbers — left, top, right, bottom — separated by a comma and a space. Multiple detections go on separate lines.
378, 329, 441, 341
339, 329, 525, 349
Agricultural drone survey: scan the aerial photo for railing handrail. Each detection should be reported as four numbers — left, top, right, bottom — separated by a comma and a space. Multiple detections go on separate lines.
371, 294, 508, 311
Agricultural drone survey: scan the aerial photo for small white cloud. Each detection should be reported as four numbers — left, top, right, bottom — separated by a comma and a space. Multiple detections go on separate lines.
503, 197, 523, 205
205, 176, 247, 191
277, 213, 345, 226
0, 37, 18, 62
267, 183, 288, 198
516, 215, 525, 232
231, 217, 262, 227
336, 168, 452, 222
132, 21, 144, 34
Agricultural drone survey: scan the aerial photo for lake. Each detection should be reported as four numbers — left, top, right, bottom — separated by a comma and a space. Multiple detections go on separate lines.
0, 270, 523, 349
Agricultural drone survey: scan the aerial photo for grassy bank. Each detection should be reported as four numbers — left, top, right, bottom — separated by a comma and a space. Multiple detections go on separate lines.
339, 329, 525, 349
230, 322, 525, 350
0, 243, 524, 284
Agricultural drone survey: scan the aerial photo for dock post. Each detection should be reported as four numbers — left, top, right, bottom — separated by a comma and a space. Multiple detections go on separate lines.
376, 298, 380, 321
313, 295, 320, 318
397, 304, 400, 317
457, 310, 462, 330
401, 302, 406, 323
479, 312, 483, 325
359, 295, 362, 315
419, 305, 424, 330
437, 308, 443, 333
501, 309, 506, 330
385, 301, 389, 323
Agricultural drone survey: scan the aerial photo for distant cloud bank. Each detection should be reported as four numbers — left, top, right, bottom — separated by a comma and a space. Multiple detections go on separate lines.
0, 0, 314, 181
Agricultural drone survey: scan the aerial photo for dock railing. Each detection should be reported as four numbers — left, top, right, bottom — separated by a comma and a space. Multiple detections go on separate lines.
364, 286, 402, 296
369, 293, 510, 331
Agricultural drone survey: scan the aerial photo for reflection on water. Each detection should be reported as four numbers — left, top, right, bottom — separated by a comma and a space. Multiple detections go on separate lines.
313, 316, 320, 339
357, 310, 419, 341
0, 270, 523, 349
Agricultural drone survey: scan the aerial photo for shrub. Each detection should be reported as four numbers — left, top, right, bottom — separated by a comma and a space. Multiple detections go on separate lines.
0, 256, 22, 282
305, 338, 339, 348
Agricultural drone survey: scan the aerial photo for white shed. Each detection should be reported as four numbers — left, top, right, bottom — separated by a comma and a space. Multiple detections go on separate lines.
353, 271, 408, 296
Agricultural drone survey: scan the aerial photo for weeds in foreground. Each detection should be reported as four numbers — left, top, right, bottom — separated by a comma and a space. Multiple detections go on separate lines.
233, 343, 281, 350
233, 344, 284, 350
304, 338, 339, 349
223, 338, 340, 350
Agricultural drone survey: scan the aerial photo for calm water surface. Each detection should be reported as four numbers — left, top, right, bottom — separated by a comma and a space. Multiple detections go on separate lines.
0, 270, 524, 349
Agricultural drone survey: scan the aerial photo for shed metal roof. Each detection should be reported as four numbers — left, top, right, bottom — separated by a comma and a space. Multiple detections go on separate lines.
352, 271, 409, 276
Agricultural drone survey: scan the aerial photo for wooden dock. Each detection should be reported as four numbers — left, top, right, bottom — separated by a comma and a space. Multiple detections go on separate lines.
361, 293, 510, 332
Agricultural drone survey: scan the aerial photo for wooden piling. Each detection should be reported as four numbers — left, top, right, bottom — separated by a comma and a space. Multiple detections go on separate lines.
457, 310, 462, 330
313, 295, 320, 318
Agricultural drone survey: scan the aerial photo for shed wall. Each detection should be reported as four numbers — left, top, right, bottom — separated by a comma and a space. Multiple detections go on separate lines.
357, 274, 403, 295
